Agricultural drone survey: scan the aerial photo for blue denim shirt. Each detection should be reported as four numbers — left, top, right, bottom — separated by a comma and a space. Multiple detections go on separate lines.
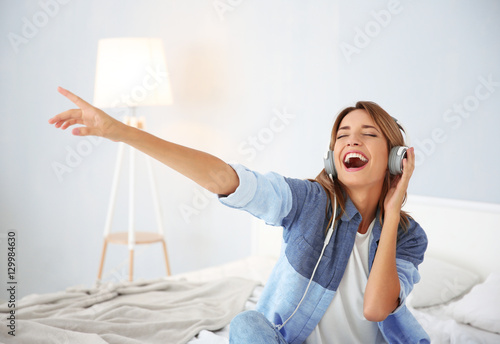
220, 164, 430, 344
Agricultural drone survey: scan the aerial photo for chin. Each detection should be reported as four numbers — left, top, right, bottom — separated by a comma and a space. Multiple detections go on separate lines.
338, 170, 385, 189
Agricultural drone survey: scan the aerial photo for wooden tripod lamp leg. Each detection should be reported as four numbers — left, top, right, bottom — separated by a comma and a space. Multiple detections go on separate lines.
97, 239, 108, 281
161, 240, 171, 276
127, 134, 136, 283
129, 249, 134, 282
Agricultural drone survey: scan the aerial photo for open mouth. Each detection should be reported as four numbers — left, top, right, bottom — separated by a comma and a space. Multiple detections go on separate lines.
343, 152, 368, 170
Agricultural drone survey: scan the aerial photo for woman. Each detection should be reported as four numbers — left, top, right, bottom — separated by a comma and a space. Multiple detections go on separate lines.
49, 87, 429, 343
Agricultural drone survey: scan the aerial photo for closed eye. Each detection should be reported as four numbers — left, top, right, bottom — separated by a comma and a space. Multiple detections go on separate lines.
337, 133, 377, 139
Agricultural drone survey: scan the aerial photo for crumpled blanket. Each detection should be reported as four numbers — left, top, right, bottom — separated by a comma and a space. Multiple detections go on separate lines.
0, 276, 259, 344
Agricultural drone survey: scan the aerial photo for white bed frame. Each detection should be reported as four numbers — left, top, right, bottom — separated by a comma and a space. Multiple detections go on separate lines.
251, 194, 500, 281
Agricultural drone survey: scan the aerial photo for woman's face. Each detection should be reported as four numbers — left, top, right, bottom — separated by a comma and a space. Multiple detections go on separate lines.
333, 109, 389, 190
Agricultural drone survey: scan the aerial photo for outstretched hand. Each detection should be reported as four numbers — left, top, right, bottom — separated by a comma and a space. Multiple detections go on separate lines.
384, 147, 415, 214
48, 87, 123, 140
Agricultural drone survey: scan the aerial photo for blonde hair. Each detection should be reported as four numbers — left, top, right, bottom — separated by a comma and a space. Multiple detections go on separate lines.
314, 101, 411, 231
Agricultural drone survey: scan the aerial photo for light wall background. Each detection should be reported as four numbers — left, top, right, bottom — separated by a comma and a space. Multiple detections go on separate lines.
1, 0, 499, 298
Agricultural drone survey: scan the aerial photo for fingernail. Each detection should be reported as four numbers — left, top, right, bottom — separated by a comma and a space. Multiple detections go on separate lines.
73, 128, 80, 136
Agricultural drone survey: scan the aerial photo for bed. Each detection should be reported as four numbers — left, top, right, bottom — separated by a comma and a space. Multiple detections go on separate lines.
1, 194, 499, 343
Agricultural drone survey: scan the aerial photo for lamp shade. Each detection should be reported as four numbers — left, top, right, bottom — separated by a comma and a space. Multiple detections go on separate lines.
93, 37, 173, 108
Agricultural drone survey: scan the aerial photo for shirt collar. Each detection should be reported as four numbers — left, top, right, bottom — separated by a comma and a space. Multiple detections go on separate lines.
340, 195, 382, 229
341, 196, 361, 222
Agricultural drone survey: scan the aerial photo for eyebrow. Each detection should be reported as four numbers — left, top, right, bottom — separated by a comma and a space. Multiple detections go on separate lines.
338, 125, 380, 132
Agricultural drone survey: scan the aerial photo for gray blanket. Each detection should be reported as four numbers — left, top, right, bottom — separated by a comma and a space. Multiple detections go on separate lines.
0, 277, 258, 344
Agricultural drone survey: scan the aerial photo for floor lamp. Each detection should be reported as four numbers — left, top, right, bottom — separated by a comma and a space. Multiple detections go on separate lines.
92, 37, 173, 282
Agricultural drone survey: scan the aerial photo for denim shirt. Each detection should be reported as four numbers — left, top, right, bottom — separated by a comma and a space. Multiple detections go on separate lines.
220, 164, 430, 344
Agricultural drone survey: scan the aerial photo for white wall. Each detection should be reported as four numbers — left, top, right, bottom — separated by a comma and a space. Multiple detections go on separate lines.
0, 0, 499, 298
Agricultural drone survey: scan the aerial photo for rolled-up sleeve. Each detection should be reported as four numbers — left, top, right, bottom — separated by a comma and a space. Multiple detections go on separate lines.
392, 258, 421, 314
391, 222, 428, 314
218, 164, 293, 226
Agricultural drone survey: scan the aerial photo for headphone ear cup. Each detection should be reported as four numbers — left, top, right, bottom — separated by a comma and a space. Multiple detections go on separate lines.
324, 150, 337, 179
388, 146, 408, 175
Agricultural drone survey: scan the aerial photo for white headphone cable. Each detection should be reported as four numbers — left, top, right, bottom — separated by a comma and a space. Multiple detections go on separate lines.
276, 197, 337, 331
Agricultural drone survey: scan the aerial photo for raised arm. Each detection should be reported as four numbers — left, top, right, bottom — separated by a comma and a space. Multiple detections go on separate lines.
48, 87, 239, 195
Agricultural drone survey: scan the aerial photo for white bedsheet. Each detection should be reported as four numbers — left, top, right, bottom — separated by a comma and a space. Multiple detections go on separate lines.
179, 256, 271, 344
410, 305, 500, 344
188, 285, 263, 344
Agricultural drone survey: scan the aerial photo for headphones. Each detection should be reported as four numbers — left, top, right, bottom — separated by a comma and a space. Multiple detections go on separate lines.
323, 117, 408, 179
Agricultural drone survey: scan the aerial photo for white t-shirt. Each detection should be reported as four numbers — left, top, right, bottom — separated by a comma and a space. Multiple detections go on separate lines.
305, 220, 387, 344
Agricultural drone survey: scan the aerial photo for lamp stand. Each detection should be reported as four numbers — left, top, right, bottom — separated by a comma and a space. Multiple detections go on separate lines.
97, 112, 171, 282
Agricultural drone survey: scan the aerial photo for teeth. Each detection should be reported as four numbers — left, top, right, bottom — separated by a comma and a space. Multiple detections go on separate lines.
344, 153, 368, 163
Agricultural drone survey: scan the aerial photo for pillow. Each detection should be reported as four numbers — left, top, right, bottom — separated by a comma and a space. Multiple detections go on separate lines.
447, 273, 500, 334
408, 256, 480, 308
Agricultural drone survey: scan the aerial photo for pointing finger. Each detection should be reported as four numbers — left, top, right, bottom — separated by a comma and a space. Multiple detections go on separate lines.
57, 87, 93, 110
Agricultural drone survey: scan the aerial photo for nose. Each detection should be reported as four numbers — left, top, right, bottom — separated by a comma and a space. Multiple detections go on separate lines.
346, 135, 360, 146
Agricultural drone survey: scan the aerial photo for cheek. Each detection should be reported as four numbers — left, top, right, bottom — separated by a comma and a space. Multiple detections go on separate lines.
331, 139, 338, 151
375, 149, 389, 170
333, 142, 343, 163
